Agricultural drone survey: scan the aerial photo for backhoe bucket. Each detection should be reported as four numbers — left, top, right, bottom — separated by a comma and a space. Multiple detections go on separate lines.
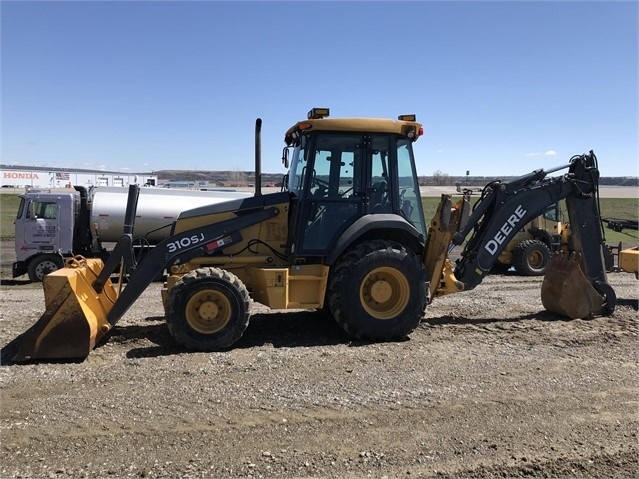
541, 251, 604, 319
13, 257, 118, 362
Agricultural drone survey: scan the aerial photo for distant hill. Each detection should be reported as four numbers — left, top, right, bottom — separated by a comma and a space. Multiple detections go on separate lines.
156, 170, 638, 188
156, 170, 284, 187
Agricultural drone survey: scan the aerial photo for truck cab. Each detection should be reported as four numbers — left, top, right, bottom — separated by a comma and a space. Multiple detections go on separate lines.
13, 192, 77, 281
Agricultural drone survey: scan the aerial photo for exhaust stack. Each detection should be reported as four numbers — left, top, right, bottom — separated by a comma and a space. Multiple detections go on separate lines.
255, 118, 262, 197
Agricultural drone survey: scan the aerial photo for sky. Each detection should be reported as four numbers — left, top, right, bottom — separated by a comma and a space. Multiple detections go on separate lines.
1, 1, 637, 178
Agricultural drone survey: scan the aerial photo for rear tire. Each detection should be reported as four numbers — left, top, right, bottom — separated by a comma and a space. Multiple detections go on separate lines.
166, 267, 250, 351
328, 240, 428, 341
27, 254, 64, 282
513, 239, 551, 276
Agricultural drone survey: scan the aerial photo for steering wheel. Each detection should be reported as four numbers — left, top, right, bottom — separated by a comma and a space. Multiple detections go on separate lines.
312, 176, 330, 189
340, 187, 353, 198
311, 177, 330, 197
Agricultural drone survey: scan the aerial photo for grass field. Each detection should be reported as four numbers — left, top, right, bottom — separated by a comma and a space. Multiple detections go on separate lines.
2, 192, 637, 245
422, 196, 638, 246
0, 194, 21, 238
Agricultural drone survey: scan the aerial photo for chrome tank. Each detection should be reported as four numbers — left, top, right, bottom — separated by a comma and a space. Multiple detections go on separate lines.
90, 187, 252, 243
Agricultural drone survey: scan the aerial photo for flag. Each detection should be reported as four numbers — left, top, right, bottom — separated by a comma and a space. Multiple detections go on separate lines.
55, 172, 70, 180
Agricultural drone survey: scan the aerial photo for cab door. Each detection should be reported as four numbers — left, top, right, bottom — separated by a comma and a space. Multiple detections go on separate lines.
20, 195, 75, 256
296, 133, 365, 254
20, 199, 61, 253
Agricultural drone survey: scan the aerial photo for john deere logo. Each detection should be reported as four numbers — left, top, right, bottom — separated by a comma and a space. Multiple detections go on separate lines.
484, 205, 527, 255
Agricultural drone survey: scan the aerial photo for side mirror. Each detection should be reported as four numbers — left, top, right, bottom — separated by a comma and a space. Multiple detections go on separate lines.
281, 147, 290, 169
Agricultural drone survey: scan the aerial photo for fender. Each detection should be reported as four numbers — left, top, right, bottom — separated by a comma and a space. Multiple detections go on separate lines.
326, 214, 424, 265
528, 227, 556, 250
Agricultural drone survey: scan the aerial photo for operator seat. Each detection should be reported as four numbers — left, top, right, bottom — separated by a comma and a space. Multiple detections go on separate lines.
371, 180, 389, 213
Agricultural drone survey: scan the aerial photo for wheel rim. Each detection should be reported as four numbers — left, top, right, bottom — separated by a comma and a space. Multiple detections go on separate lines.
35, 260, 59, 279
528, 250, 544, 269
360, 266, 410, 320
185, 289, 232, 334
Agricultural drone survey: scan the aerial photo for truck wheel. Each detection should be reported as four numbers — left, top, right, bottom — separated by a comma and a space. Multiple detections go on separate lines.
27, 255, 64, 282
328, 240, 428, 341
513, 239, 551, 276
166, 267, 250, 351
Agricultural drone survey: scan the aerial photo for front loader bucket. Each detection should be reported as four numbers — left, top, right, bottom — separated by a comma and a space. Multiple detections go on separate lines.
541, 251, 604, 319
13, 257, 119, 362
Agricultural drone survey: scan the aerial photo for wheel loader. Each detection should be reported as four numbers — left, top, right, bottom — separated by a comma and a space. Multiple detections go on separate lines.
12, 108, 616, 361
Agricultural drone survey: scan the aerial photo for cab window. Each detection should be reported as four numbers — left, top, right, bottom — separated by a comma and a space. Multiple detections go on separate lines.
29, 201, 58, 220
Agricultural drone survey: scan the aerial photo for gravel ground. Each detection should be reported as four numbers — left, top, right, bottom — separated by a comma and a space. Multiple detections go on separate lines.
0, 240, 638, 479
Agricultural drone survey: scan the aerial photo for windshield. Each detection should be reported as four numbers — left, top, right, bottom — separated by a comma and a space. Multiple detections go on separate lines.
397, 138, 426, 237
17, 198, 26, 219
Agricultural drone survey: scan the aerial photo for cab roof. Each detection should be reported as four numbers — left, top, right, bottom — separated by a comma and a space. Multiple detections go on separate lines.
284, 115, 423, 146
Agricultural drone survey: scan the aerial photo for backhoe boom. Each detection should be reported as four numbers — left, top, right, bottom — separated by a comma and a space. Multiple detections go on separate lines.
437, 151, 615, 318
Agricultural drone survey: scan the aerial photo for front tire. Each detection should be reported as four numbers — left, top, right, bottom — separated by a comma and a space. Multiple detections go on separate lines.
328, 240, 428, 341
27, 254, 64, 282
166, 268, 250, 351
513, 239, 551, 276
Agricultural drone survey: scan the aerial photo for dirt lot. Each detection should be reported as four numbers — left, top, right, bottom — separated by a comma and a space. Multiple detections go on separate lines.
0, 240, 637, 479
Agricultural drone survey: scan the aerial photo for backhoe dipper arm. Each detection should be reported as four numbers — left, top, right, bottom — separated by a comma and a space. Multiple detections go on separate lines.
452, 151, 609, 293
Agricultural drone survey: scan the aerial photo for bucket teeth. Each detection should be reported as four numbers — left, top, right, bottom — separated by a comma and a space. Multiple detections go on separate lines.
13, 258, 116, 362
541, 251, 604, 319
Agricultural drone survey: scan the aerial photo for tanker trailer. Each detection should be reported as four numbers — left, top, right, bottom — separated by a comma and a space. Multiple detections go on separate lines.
13, 186, 251, 282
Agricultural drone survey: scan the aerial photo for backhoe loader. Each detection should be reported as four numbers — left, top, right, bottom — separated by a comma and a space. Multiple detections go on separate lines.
13, 108, 616, 361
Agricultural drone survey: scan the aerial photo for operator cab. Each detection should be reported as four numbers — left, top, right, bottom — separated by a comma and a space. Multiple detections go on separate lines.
283, 108, 426, 257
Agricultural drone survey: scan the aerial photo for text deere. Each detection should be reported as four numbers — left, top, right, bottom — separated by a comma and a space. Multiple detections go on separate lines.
484, 205, 527, 255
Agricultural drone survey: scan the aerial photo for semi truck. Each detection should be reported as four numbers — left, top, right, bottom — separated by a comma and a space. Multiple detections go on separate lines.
12, 186, 250, 282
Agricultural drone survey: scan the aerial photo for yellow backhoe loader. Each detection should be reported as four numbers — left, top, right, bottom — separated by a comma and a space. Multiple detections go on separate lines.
12, 109, 616, 361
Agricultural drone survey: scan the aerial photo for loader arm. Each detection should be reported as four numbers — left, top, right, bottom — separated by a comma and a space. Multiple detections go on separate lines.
103, 206, 279, 327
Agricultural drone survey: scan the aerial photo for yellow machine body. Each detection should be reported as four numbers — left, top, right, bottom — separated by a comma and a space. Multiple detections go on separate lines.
619, 246, 639, 278
160, 199, 329, 310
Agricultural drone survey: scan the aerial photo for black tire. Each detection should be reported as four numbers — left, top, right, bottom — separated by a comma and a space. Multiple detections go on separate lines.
328, 240, 428, 341
513, 239, 551, 276
27, 254, 64, 282
166, 267, 250, 351
603, 245, 615, 272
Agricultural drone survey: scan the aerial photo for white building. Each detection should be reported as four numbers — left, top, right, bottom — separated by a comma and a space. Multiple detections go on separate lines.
0, 165, 157, 189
